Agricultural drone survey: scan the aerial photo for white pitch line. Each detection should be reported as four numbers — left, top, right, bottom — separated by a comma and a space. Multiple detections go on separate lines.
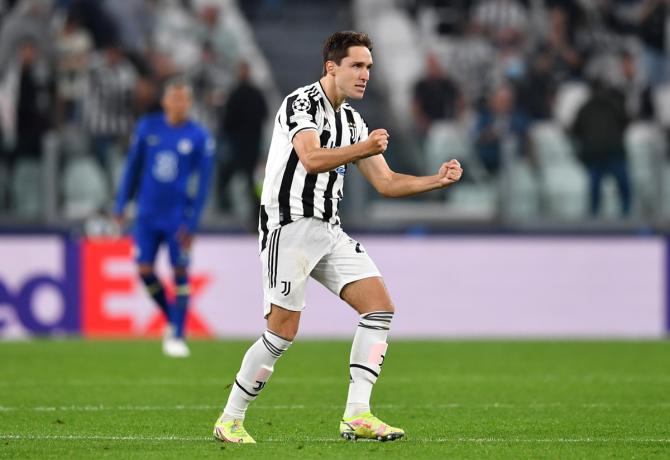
1, 402, 669, 412
1, 434, 669, 444
1, 375, 670, 387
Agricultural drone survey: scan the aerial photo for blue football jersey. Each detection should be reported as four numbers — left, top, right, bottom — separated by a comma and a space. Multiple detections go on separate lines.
114, 113, 215, 232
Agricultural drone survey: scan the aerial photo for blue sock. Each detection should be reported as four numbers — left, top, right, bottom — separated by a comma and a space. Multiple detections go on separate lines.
171, 274, 189, 338
140, 273, 170, 320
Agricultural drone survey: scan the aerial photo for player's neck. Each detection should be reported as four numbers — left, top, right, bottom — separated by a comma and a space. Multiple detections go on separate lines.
319, 76, 345, 112
165, 113, 188, 126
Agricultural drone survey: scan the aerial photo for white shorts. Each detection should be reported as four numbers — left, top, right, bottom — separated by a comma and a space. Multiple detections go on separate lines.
260, 218, 382, 317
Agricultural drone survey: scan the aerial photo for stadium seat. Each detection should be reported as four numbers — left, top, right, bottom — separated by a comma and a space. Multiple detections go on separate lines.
11, 159, 42, 218
653, 82, 670, 128
504, 158, 540, 220
366, 9, 423, 129
624, 122, 665, 216
424, 121, 473, 175
62, 155, 109, 220
540, 163, 589, 218
529, 121, 576, 169
59, 124, 90, 158
448, 182, 497, 217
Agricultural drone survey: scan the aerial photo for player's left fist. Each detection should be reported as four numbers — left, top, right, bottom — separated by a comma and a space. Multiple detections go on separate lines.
438, 159, 463, 186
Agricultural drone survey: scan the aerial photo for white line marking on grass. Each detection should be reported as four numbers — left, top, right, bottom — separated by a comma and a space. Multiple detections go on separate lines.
1, 402, 669, 413
0, 404, 307, 412
1, 434, 670, 444
2, 375, 670, 387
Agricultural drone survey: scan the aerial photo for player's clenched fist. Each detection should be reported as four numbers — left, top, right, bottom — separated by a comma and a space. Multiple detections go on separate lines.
366, 129, 389, 155
437, 159, 463, 186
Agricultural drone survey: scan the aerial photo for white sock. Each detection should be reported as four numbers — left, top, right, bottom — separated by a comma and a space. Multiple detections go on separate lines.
221, 330, 292, 421
344, 311, 393, 419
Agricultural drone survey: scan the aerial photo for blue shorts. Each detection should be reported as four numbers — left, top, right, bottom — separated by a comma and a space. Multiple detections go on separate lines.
133, 222, 190, 268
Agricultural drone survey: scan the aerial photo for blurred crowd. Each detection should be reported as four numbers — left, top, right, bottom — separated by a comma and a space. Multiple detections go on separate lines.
0, 0, 268, 222
2, 0, 669, 225
406, 0, 668, 217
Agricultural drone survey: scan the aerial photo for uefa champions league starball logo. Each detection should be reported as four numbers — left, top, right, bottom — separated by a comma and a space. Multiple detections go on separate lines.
292, 97, 311, 112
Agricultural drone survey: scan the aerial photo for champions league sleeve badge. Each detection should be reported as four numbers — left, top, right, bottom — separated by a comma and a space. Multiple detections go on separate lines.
292, 97, 311, 112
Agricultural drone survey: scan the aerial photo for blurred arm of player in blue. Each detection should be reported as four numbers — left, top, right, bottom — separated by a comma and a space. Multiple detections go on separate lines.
111, 78, 215, 356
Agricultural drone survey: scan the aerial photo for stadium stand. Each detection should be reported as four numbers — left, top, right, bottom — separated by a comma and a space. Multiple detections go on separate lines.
1, 0, 669, 231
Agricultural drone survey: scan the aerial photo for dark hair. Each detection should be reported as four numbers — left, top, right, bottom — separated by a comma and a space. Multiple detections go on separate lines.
163, 76, 193, 94
322, 31, 373, 75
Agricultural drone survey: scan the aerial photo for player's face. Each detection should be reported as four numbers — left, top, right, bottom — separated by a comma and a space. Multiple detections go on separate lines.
334, 46, 372, 100
162, 86, 192, 122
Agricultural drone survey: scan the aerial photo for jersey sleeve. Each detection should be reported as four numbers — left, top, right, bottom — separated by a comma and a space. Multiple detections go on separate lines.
184, 129, 215, 233
114, 118, 147, 215
284, 91, 320, 141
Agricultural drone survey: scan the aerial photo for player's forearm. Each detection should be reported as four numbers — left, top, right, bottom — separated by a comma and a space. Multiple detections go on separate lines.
378, 172, 445, 198
300, 142, 374, 174
113, 173, 135, 214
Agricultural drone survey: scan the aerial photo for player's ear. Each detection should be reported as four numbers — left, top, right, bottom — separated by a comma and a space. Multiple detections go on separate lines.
325, 60, 336, 76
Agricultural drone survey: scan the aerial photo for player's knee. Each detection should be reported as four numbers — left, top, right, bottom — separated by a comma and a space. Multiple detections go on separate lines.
267, 305, 300, 341
379, 301, 395, 314
269, 324, 298, 342
361, 301, 395, 315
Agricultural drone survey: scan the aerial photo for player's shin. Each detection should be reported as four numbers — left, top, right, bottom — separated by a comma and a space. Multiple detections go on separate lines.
345, 311, 393, 418
170, 274, 189, 338
221, 330, 292, 420
139, 273, 170, 320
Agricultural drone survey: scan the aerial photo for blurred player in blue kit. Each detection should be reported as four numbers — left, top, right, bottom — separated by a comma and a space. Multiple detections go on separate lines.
114, 78, 215, 358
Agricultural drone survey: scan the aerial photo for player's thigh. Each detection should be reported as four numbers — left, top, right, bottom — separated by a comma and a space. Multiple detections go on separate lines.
311, 231, 391, 313
133, 223, 161, 266
260, 219, 329, 317
166, 230, 190, 269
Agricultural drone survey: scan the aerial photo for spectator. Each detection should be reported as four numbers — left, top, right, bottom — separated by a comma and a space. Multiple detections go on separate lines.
541, 5, 583, 81
0, 0, 54, 72
196, 3, 239, 69
446, 19, 495, 108
103, 0, 155, 57
0, 38, 53, 211
474, 83, 529, 175
218, 61, 267, 222
637, 0, 669, 85
83, 45, 138, 171
471, 0, 528, 47
53, 12, 92, 125
616, 50, 654, 121
412, 53, 462, 137
5, 38, 53, 166
189, 40, 230, 135
517, 46, 557, 121
152, 0, 201, 71
68, 0, 118, 49
571, 79, 631, 217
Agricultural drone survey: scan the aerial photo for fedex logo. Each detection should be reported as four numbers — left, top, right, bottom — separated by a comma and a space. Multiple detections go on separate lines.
0, 237, 79, 336
81, 238, 212, 337
0, 236, 213, 338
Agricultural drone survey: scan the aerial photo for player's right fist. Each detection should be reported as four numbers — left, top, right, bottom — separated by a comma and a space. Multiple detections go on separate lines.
367, 129, 389, 155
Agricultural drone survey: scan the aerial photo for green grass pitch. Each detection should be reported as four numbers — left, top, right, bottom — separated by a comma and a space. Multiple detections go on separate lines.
1, 340, 669, 459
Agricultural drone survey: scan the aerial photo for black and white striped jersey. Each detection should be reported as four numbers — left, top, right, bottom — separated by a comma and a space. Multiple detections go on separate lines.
258, 81, 368, 250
